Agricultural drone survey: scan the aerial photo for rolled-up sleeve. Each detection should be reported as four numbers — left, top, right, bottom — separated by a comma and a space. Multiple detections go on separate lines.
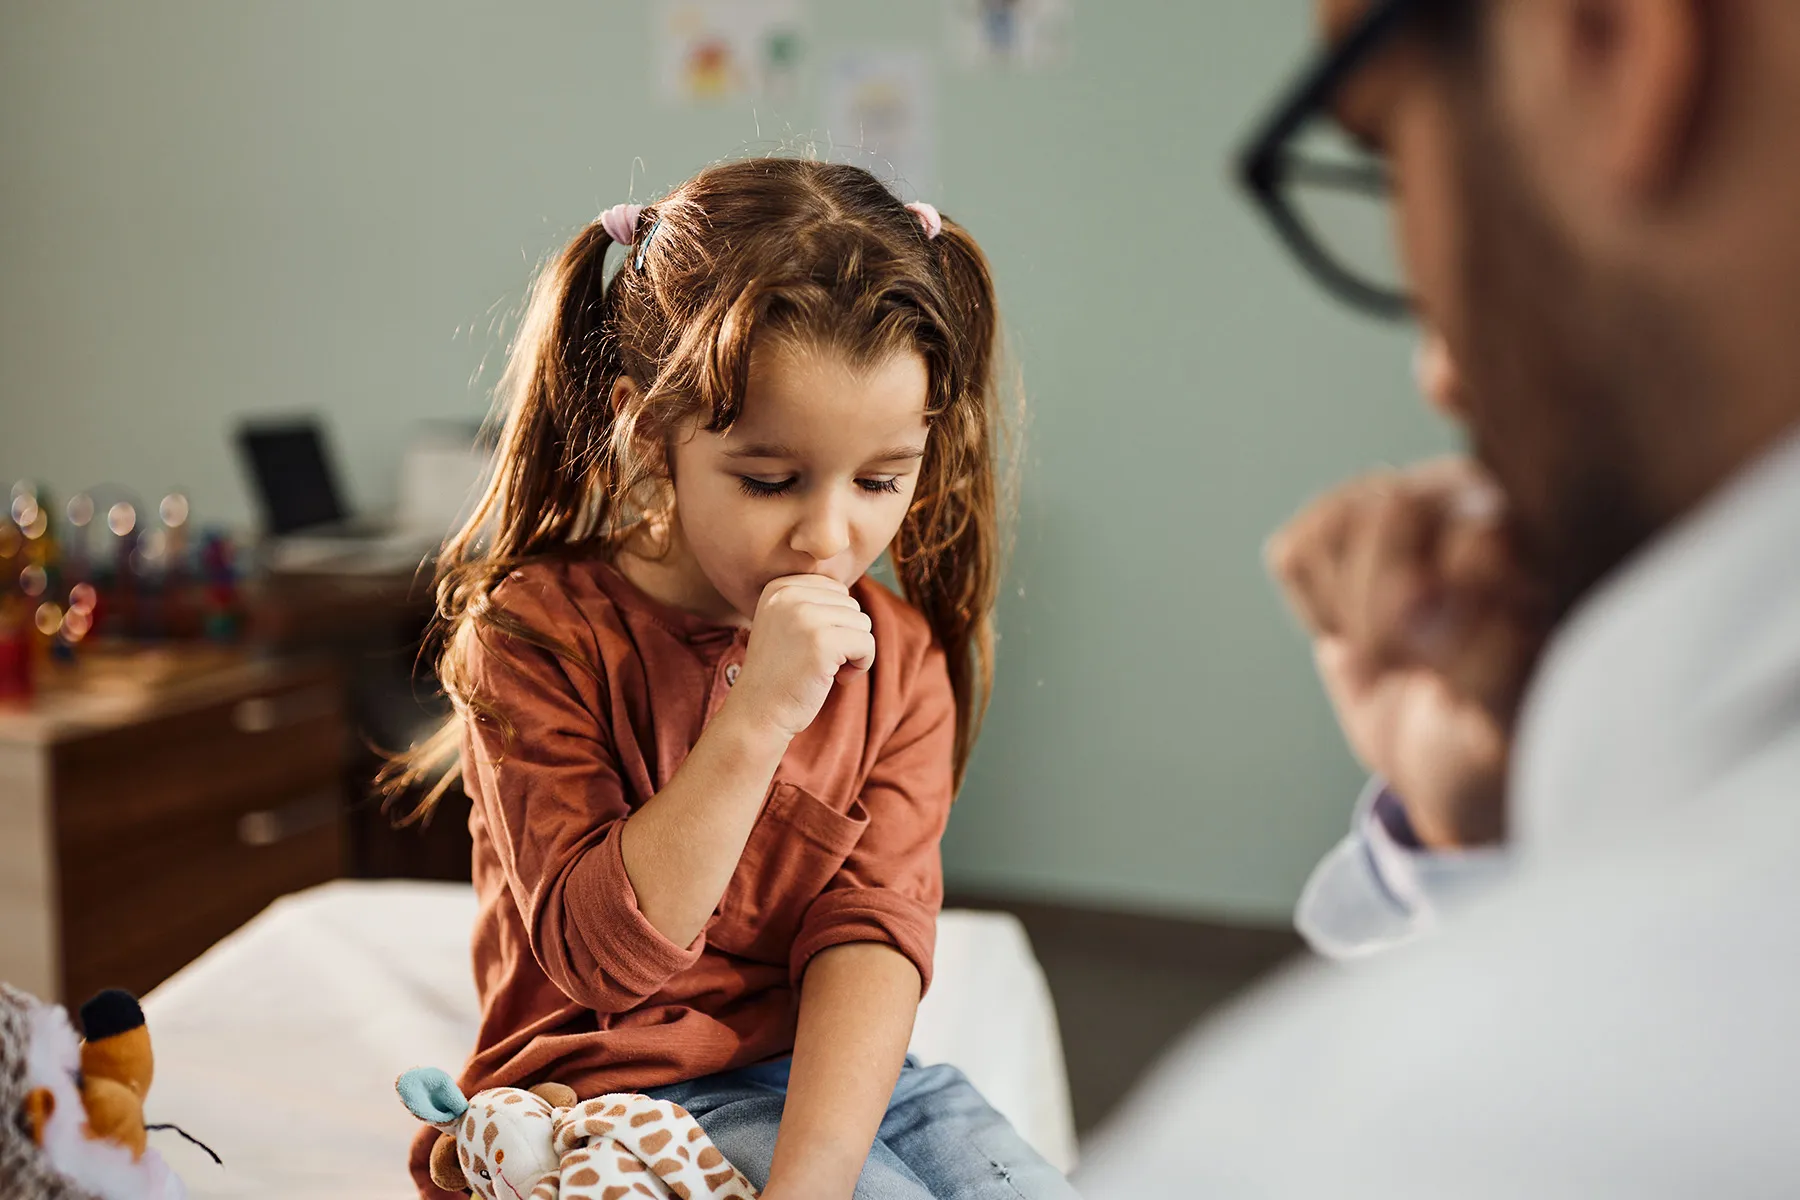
464, 591, 704, 1013
789, 643, 955, 994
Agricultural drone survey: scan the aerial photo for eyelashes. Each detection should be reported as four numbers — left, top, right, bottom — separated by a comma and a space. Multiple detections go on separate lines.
736, 476, 903, 498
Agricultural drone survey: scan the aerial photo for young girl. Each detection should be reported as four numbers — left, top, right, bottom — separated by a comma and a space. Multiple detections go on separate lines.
390, 159, 1077, 1200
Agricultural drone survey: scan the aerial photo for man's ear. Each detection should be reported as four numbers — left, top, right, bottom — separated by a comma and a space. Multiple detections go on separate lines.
1566, 0, 1706, 197
429, 1133, 469, 1193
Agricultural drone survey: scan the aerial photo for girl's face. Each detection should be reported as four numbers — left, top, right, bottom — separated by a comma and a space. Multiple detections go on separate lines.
665, 340, 930, 621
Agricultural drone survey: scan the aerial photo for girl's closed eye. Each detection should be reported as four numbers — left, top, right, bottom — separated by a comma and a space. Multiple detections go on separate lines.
736, 475, 905, 498
737, 475, 797, 497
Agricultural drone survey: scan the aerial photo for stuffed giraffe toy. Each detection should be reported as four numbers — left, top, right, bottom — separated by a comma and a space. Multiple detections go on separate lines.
397, 1067, 758, 1200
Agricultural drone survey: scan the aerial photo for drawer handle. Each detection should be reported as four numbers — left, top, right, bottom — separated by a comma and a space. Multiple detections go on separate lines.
233, 685, 337, 734
237, 789, 339, 847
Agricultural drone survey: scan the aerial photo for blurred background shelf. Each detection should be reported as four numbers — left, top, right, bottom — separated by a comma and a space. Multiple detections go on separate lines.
0, 646, 347, 1003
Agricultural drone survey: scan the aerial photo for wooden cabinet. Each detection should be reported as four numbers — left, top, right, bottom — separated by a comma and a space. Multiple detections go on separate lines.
0, 649, 346, 1002
246, 567, 475, 883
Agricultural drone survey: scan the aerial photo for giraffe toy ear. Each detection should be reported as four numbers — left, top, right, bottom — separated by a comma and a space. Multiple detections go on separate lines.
428, 1132, 469, 1193
397, 1067, 470, 1133
529, 1081, 577, 1108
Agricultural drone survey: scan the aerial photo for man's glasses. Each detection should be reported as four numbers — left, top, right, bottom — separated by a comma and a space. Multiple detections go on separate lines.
1236, 0, 1423, 320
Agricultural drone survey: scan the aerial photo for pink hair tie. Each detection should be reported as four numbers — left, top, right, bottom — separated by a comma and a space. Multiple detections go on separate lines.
599, 203, 644, 246
905, 202, 942, 240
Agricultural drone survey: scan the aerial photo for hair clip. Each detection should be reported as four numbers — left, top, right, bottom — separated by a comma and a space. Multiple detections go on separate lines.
633, 217, 662, 271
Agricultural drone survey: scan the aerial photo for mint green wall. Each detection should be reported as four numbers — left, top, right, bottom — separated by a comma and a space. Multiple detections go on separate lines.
0, 3, 1449, 921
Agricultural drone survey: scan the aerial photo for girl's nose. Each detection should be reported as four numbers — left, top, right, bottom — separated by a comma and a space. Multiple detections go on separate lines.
790, 494, 852, 563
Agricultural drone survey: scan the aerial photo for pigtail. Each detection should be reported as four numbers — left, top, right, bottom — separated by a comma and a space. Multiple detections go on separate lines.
893, 216, 1009, 787
379, 219, 632, 822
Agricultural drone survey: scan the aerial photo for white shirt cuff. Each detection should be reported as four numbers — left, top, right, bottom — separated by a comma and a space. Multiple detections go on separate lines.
1295, 777, 1509, 960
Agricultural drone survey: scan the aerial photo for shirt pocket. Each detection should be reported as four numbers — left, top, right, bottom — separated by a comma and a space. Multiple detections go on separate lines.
706, 780, 869, 964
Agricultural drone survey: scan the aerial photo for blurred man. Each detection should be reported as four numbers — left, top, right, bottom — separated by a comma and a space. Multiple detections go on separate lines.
1080, 0, 1800, 1193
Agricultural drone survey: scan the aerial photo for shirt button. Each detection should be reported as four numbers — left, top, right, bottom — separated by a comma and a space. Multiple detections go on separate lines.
724, 663, 740, 687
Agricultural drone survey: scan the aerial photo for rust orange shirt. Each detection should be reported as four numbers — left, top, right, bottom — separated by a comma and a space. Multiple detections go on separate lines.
412, 556, 953, 1196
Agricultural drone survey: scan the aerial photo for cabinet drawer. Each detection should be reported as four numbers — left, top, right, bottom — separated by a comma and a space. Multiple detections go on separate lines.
52, 675, 345, 853
58, 778, 343, 1002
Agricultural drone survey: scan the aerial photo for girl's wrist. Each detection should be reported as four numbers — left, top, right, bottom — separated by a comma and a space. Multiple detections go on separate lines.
765, 1122, 869, 1200
763, 1159, 858, 1200
707, 696, 793, 767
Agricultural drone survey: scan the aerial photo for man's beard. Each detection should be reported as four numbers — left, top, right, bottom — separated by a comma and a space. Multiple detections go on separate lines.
1450, 97, 1699, 623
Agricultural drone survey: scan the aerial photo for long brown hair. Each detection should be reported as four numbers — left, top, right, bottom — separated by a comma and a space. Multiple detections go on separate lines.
384, 158, 1009, 820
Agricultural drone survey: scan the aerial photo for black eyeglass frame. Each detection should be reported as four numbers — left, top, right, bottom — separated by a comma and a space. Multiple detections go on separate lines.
1235, 0, 1423, 320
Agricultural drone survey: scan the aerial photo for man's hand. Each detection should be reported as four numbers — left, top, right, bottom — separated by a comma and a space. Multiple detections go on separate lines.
1266, 458, 1550, 848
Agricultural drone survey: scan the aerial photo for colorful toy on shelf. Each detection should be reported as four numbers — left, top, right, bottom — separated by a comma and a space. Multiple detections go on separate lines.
5, 484, 47, 694
0, 594, 32, 701
4, 479, 240, 650
197, 530, 240, 643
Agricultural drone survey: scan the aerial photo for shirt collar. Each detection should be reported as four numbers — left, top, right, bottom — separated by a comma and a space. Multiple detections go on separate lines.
1512, 424, 1800, 848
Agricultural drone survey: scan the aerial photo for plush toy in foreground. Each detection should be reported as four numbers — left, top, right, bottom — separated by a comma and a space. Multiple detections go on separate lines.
1, 984, 187, 1200
398, 1068, 757, 1199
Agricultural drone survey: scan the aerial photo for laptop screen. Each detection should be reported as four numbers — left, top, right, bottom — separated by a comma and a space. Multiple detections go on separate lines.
236, 421, 347, 535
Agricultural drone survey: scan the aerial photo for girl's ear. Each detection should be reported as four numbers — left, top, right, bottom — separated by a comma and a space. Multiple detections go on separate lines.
429, 1132, 470, 1192
610, 375, 641, 414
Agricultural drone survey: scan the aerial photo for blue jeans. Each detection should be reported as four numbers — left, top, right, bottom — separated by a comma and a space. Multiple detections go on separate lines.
645, 1057, 1081, 1199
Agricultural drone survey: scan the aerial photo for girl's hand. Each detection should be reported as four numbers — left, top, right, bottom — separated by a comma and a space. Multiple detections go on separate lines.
725, 575, 876, 742
1265, 458, 1551, 848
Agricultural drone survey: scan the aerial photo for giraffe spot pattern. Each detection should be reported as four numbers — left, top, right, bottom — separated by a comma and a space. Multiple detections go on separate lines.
437, 1086, 757, 1200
